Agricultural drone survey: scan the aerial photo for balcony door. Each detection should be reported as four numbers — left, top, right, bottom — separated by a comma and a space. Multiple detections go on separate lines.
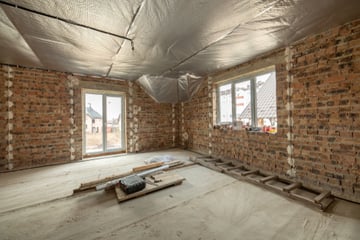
83, 90, 125, 155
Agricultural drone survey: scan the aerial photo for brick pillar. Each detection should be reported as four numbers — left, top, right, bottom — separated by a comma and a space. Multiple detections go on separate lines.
285, 47, 296, 177
128, 81, 139, 152
67, 75, 79, 161
4, 66, 14, 170
207, 77, 213, 156
172, 103, 176, 147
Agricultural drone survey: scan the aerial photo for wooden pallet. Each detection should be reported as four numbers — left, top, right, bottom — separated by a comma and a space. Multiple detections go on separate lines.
114, 172, 185, 203
193, 156, 334, 211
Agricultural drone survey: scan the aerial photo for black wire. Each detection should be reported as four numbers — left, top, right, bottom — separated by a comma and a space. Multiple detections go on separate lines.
0, 0, 134, 48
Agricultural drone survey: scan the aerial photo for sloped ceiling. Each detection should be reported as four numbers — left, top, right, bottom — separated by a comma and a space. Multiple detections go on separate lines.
0, 0, 359, 81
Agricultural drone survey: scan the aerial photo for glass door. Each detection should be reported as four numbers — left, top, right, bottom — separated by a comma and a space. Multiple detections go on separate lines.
105, 96, 123, 151
84, 90, 125, 155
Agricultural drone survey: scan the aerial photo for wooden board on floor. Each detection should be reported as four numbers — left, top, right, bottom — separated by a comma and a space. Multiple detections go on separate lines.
115, 172, 185, 203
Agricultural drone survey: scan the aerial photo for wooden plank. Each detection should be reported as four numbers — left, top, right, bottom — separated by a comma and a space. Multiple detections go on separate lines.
215, 161, 232, 167
203, 158, 222, 162
319, 197, 335, 211
282, 182, 302, 192
264, 182, 283, 191
195, 156, 212, 159
313, 191, 331, 204
115, 173, 185, 203
167, 160, 184, 168
225, 165, 244, 171
132, 162, 164, 172
73, 162, 193, 194
241, 170, 259, 176
290, 191, 315, 204
259, 175, 278, 183
73, 171, 133, 193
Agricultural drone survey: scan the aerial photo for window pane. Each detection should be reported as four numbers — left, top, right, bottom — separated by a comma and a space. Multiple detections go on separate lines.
235, 80, 251, 128
256, 72, 277, 133
106, 96, 122, 150
219, 84, 232, 122
85, 94, 103, 153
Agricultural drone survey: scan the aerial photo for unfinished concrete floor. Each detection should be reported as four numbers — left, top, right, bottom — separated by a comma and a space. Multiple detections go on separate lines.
0, 149, 359, 240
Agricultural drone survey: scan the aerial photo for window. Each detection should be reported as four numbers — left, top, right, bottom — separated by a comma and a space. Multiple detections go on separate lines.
217, 70, 277, 133
83, 90, 126, 155
219, 84, 232, 122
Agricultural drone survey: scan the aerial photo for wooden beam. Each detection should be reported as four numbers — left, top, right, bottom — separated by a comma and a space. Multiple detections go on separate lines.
241, 170, 259, 176
282, 182, 302, 192
132, 162, 163, 172
203, 158, 222, 162
226, 165, 244, 171
313, 191, 331, 204
215, 161, 233, 166
259, 175, 278, 183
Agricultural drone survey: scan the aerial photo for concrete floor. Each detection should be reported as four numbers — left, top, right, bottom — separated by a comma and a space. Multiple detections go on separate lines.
0, 149, 359, 240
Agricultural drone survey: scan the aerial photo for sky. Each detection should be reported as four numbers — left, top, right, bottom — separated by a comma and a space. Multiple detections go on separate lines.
85, 94, 122, 121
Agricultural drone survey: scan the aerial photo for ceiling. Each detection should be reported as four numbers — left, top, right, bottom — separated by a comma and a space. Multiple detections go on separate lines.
0, 0, 359, 102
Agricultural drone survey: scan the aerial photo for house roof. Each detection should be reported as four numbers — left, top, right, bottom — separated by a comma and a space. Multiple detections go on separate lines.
86, 106, 102, 119
238, 72, 276, 119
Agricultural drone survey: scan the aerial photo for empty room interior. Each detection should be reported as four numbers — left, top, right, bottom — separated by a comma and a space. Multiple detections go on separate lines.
1, 1, 360, 239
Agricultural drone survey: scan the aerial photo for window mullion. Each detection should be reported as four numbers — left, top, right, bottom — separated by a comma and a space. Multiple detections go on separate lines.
251, 78, 257, 127
231, 82, 236, 124
216, 87, 220, 124
103, 95, 107, 151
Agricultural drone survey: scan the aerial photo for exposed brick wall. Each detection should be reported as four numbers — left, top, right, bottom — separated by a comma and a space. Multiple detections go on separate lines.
291, 19, 360, 201
8, 67, 71, 169
0, 65, 177, 171
182, 80, 210, 153
131, 83, 174, 152
183, 18, 360, 202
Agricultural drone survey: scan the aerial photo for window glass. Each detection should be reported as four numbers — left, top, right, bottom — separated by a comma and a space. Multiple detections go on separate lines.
256, 73, 277, 133
219, 84, 232, 122
235, 80, 251, 128
217, 69, 277, 133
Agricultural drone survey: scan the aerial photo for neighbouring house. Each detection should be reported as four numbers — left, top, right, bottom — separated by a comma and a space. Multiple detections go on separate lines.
237, 72, 277, 132
107, 114, 121, 133
86, 105, 102, 134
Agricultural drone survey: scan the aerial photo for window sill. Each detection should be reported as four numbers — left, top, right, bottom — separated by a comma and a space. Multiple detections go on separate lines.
213, 124, 277, 134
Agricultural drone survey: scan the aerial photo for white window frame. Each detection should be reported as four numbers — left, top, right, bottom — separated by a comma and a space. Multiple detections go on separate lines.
82, 89, 126, 155
216, 68, 276, 130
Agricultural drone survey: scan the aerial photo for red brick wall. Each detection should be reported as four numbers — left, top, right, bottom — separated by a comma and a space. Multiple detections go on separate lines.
129, 82, 175, 152
9, 67, 71, 169
182, 81, 210, 153
183, 19, 360, 202
0, 65, 176, 171
291, 19, 360, 201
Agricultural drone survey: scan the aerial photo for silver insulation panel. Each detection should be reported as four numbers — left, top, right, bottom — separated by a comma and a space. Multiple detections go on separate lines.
0, 0, 360, 102
137, 74, 203, 103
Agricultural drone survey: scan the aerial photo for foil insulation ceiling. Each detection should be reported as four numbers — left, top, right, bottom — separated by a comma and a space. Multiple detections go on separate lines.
137, 74, 203, 103
0, 0, 360, 102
